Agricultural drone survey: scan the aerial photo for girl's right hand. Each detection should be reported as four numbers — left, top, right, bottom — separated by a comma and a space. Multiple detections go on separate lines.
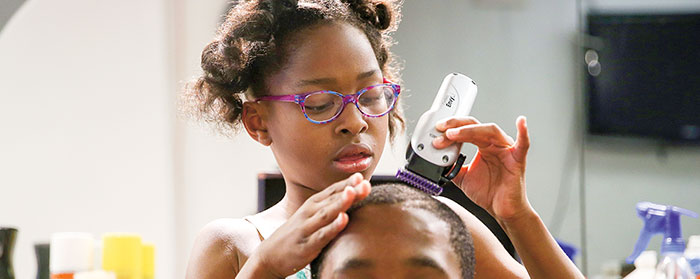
245, 173, 371, 278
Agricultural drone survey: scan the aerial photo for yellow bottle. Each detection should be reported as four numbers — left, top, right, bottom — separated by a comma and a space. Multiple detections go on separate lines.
102, 233, 142, 279
141, 242, 154, 279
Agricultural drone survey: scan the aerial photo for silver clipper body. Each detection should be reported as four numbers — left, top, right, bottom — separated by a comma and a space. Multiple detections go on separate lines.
396, 73, 478, 195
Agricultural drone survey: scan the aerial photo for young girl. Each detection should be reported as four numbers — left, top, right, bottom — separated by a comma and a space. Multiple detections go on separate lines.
183, 0, 584, 278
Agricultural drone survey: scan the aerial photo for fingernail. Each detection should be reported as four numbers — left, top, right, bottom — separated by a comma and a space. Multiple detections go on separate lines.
519, 115, 527, 125
335, 212, 347, 225
436, 119, 446, 128
446, 129, 457, 137
343, 186, 354, 199
354, 182, 365, 195
352, 173, 362, 183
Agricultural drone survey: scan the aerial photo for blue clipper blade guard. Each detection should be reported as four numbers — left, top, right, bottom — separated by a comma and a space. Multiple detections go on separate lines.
627, 201, 699, 264
396, 73, 477, 195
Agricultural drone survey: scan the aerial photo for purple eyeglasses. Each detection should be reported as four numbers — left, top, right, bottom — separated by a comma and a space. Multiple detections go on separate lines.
255, 78, 401, 124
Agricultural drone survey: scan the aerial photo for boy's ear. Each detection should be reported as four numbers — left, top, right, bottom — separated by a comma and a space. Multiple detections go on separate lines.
242, 102, 272, 146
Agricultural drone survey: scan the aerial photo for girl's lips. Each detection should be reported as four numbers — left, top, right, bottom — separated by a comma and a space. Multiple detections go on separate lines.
332, 155, 373, 173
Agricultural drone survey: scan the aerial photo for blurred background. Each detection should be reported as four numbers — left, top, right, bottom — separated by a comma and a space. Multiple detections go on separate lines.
1, 0, 699, 278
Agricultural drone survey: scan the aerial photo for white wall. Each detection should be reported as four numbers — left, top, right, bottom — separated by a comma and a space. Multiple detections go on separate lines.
0, 0, 175, 278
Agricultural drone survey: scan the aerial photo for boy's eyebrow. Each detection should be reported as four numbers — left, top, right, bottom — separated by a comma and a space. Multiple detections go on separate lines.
333, 255, 447, 274
334, 258, 374, 273
296, 69, 379, 87
404, 256, 448, 274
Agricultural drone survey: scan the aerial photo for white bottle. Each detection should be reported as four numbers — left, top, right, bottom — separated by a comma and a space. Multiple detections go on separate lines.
74, 270, 117, 279
655, 251, 695, 279
624, 250, 657, 279
684, 235, 700, 278
50, 232, 94, 277
593, 260, 622, 279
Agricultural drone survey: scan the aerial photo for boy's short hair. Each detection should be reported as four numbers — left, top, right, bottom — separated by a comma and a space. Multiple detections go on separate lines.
310, 183, 476, 279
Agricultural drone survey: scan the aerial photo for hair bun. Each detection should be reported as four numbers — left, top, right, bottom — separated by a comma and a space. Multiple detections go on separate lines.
344, 0, 393, 30
373, 3, 391, 30
201, 40, 249, 92
268, 0, 298, 18
201, 40, 231, 85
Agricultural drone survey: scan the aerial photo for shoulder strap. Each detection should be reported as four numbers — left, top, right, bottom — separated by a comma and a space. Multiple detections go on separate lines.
242, 216, 266, 241
242, 215, 282, 240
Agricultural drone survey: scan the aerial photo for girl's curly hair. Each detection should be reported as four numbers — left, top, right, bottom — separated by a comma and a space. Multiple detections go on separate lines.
181, 0, 405, 141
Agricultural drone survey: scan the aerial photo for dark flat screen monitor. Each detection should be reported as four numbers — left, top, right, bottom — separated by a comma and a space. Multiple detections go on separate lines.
585, 12, 700, 143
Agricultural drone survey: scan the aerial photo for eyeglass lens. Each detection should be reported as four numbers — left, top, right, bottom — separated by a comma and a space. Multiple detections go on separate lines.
302, 85, 396, 122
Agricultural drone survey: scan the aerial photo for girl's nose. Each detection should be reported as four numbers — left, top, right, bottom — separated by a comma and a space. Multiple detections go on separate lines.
334, 103, 368, 135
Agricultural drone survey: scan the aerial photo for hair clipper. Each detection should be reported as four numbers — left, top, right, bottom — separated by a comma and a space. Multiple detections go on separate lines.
396, 73, 477, 195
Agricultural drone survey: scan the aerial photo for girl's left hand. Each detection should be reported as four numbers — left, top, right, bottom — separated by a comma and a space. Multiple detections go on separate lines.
432, 116, 532, 223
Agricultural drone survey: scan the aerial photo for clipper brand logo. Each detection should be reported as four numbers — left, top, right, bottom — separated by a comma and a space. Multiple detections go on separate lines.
445, 95, 455, 108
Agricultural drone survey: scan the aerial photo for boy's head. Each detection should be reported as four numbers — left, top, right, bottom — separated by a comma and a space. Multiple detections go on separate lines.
311, 184, 476, 279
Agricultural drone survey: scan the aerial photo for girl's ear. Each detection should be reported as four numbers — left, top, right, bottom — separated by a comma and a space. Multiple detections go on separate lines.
242, 102, 272, 146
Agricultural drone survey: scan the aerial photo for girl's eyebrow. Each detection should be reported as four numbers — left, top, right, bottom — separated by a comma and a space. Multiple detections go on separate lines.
296, 69, 379, 87
356, 69, 378, 80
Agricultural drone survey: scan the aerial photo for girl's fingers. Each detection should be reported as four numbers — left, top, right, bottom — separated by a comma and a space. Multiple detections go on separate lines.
310, 173, 363, 202
435, 116, 481, 131
432, 116, 480, 148
434, 123, 513, 149
305, 212, 349, 252
353, 179, 372, 201
303, 186, 353, 234
432, 134, 456, 148
512, 116, 530, 163
505, 135, 515, 146
303, 180, 370, 235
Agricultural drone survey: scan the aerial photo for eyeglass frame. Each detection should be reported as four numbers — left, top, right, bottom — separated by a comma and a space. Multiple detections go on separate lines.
254, 78, 401, 124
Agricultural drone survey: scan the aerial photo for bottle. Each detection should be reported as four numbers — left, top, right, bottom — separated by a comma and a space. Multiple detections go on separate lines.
73, 271, 116, 279
597, 260, 622, 279
141, 242, 155, 279
50, 232, 94, 279
624, 251, 657, 279
626, 202, 697, 279
0, 227, 18, 279
685, 235, 700, 278
35, 242, 50, 279
102, 233, 142, 279
656, 252, 694, 279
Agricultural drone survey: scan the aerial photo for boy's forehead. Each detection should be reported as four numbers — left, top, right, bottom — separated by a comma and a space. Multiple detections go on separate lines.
348, 204, 449, 234
320, 204, 461, 276
332, 204, 453, 254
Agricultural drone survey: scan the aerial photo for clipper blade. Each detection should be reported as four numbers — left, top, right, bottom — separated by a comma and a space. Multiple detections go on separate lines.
396, 168, 443, 196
